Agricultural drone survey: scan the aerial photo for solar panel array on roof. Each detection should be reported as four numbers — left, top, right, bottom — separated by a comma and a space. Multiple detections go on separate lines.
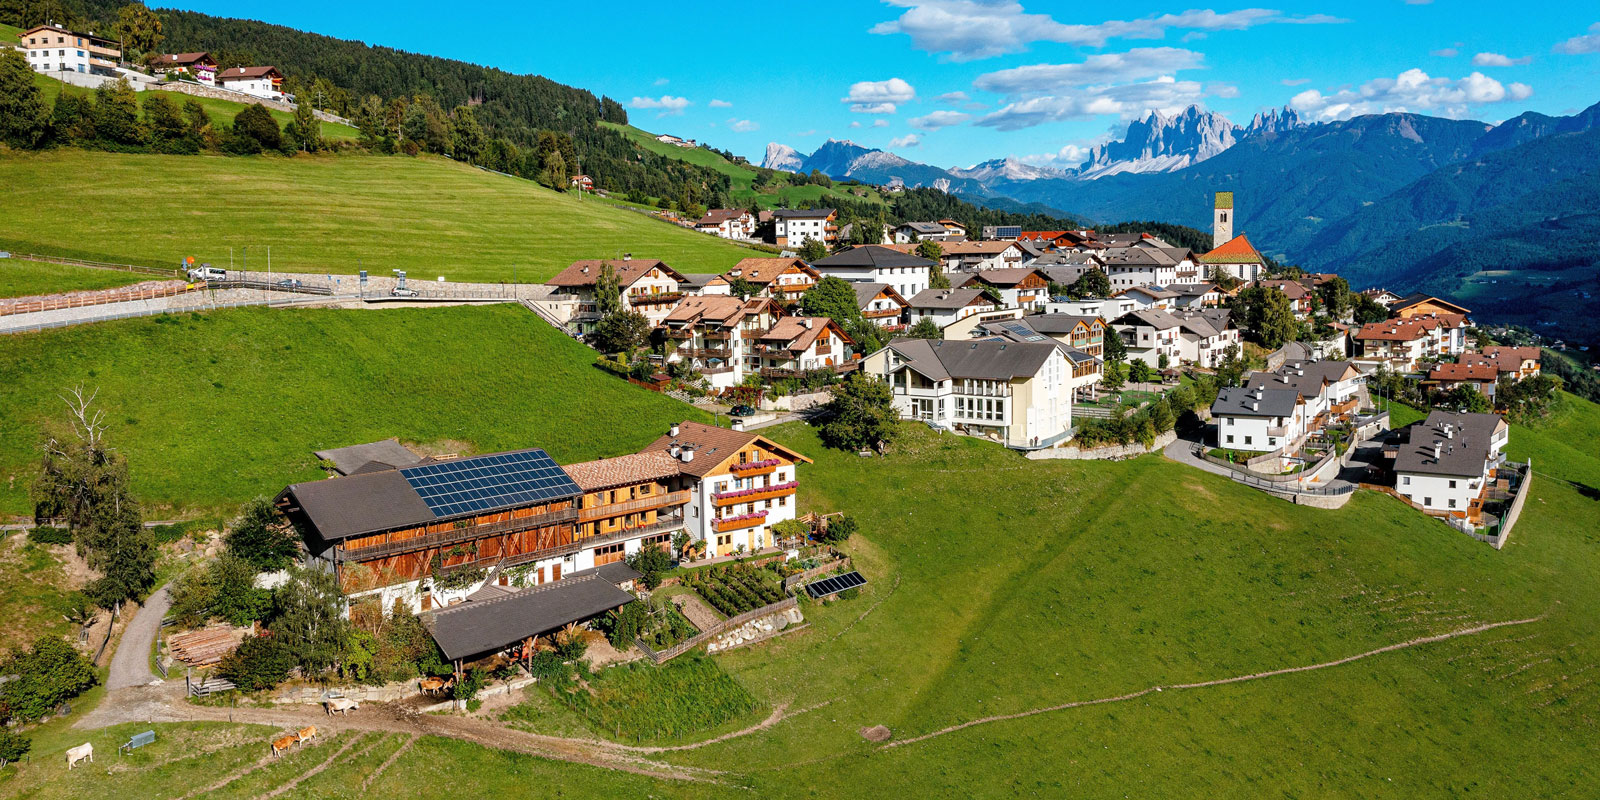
400, 449, 579, 519
805, 571, 868, 599
995, 226, 1021, 239
996, 321, 1047, 342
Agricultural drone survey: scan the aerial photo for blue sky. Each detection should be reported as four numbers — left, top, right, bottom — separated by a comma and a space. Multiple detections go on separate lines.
169, 1, 1600, 169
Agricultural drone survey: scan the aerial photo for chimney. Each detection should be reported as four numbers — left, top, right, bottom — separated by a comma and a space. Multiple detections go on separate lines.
1433, 442, 1442, 459
681, 447, 695, 463
1251, 401, 1259, 411
669, 444, 681, 458
669, 423, 680, 437
803, 319, 813, 329
623, 253, 632, 261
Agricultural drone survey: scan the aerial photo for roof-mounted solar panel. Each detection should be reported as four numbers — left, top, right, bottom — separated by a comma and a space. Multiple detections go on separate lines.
400, 449, 580, 519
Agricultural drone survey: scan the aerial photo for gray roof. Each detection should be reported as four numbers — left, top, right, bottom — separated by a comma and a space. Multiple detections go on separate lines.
1211, 385, 1302, 418
1102, 247, 1185, 267
773, 208, 834, 219
885, 338, 1058, 381
812, 245, 935, 269
900, 221, 947, 234
1249, 360, 1360, 397
424, 575, 635, 661
1023, 314, 1101, 334
313, 439, 422, 476
1175, 308, 1232, 338
852, 282, 902, 309
1166, 282, 1216, 297
567, 561, 644, 585
678, 273, 724, 289
908, 287, 990, 310
1394, 411, 1506, 477
1113, 309, 1183, 331
281, 469, 437, 547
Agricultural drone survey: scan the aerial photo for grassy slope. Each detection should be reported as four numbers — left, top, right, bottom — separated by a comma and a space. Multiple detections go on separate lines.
603, 122, 884, 209
0, 150, 754, 280
31, 70, 359, 142
0, 304, 708, 517
0, 259, 154, 298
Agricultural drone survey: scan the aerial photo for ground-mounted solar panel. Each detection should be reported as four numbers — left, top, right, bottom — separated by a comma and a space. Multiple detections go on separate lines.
805, 571, 868, 599
399, 449, 580, 519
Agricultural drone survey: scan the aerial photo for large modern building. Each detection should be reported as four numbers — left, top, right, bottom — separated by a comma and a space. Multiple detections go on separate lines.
772, 208, 837, 247
17, 24, 120, 76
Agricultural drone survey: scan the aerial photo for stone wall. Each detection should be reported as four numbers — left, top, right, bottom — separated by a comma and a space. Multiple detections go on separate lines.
156, 81, 353, 125
1026, 429, 1177, 461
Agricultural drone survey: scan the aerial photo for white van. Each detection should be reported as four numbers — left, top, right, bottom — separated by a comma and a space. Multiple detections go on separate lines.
188, 266, 226, 281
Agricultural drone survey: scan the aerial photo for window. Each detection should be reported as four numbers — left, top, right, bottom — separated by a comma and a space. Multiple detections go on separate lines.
1226, 435, 1234, 444
1448, 499, 1457, 509
1402, 476, 1410, 486
1424, 497, 1433, 506
1244, 436, 1253, 445
1448, 480, 1457, 489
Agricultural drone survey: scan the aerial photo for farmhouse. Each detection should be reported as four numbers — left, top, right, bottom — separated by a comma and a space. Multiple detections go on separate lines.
1113, 308, 1241, 369
546, 257, 688, 334
153, 52, 217, 84
215, 66, 285, 100
811, 245, 936, 299
861, 338, 1075, 449
724, 257, 820, 298
931, 241, 1028, 272
1392, 411, 1509, 518
18, 23, 120, 76
892, 221, 953, 243
1100, 246, 1192, 290
1427, 362, 1501, 400
1459, 346, 1542, 381
640, 422, 811, 558
1389, 293, 1471, 319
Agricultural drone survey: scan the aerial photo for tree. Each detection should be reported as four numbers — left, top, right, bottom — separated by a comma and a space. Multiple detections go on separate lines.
355, 94, 385, 147
927, 262, 951, 291
1231, 287, 1296, 349
1212, 272, 1242, 292
50, 92, 95, 144
595, 262, 622, 316
801, 276, 863, 329
845, 318, 885, 356
272, 564, 348, 676
0, 48, 49, 148
182, 99, 213, 146
287, 96, 322, 152
907, 317, 942, 339
1444, 385, 1492, 414
32, 387, 153, 610
625, 543, 673, 590
1215, 344, 1247, 388
0, 636, 97, 723
817, 514, 857, 545
450, 106, 485, 164
817, 373, 899, 452
225, 496, 299, 572
209, 553, 269, 626
92, 78, 145, 147
140, 92, 190, 153
1101, 361, 1126, 392
1102, 328, 1127, 363
231, 103, 281, 152
915, 239, 943, 263
216, 634, 294, 691
113, 2, 164, 57
1129, 360, 1154, 384
399, 101, 429, 153
797, 238, 828, 263
1353, 293, 1391, 325
0, 729, 30, 768
726, 276, 759, 300
590, 310, 652, 355
1317, 276, 1352, 319
540, 149, 568, 190
1068, 268, 1111, 300
1149, 398, 1176, 433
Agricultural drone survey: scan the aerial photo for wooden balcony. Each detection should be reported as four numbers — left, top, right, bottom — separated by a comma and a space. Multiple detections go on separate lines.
663, 328, 694, 339
628, 292, 683, 306
714, 511, 767, 533
730, 458, 780, 477
863, 308, 902, 319
577, 490, 690, 523
681, 348, 734, 359
713, 482, 796, 508
337, 505, 580, 563
478, 512, 687, 572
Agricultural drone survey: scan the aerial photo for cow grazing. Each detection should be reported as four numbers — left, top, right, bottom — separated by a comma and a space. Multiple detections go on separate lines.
271, 735, 297, 757
66, 743, 93, 769
296, 725, 317, 744
420, 676, 454, 696
325, 698, 359, 716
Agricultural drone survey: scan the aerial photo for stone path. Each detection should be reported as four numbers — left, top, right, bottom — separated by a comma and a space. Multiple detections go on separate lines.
106, 583, 169, 690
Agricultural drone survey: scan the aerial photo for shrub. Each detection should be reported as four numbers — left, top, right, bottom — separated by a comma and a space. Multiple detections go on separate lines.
453, 667, 487, 702
626, 545, 673, 590
819, 515, 857, 544
599, 601, 647, 648
0, 729, 30, 767
26, 526, 71, 545
0, 636, 97, 723
216, 634, 294, 692
527, 650, 566, 681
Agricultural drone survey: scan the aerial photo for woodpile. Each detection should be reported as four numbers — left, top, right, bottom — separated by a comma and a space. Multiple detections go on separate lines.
169, 626, 241, 666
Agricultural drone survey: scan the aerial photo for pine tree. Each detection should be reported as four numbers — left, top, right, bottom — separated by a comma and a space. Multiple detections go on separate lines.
0, 48, 49, 148
289, 95, 322, 152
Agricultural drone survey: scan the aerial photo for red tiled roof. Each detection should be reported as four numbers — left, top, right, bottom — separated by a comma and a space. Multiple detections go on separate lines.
1430, 362, 1498, 382
725, 258, 818, 286
547, 259, 685, 289
1198, 234, 1265, 264
562, 452, 682, 492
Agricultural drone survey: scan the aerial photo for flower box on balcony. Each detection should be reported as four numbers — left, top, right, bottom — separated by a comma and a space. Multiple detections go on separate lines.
714, 481, 797, 505
714, 510, 767, 532
731, 458, 781, 474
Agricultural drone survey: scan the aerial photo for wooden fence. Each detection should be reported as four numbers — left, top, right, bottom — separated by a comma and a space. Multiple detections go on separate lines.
5, 251, 181, 278
635, 595, 799, 664
0, 281, 198, 316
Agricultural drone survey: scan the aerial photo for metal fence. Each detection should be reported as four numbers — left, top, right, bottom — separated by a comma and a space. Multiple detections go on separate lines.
635, 595, 799, 664
4, 251, 181, 278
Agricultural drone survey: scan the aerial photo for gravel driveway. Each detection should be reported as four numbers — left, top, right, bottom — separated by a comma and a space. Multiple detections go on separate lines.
107, 584, 170, 690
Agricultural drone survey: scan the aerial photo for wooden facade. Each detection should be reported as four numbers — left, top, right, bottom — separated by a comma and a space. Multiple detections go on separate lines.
335, 499, 578, 594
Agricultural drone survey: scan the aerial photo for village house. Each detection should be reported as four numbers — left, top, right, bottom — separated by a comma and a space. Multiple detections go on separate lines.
546, 257, 688, 335
1391, 411, 1509, 519
1113, 308, 1241, 369
853, 283, 910, 332
694, 208, 757, 239
907, 288, 1000, 328
1121, 285, 1180, 311
677, 273, 732, 296
753, 316, 854, 379
811, 245, 936, 299
215, 65, 285, 100
1048, 294, 1139, 320
569, 175, 595, 192
1460, 346, 1542, 381
1017, 314, 1107, 357
1246, 359, 1367, 428
1427, 362, 1501, 401
640, 422, 811, 558
966, 317, 1104, 401
1389, 293, 1471, 320
1034, 262, 1099, 290
723, 257, 819, 299
772, 208, 837, 247
1354, 313, 1470, 372
929, 241, 1029, 273
1198, 234, 1268, 283
892, 221, 954, 243
1100, 246, 1192, 290
659, 295, 783, 390
152, 51, 217, 84
980, 224, 1023, 241
1017, 230, 1101, 252
1255, 278, 1314, 316
938, 218, 968, 238
18, 23, 120, 76
1210, 384, 1308, 454
861, 338, 1076, 449
955, 268, 1051, 310
1167, 282, 1221, 308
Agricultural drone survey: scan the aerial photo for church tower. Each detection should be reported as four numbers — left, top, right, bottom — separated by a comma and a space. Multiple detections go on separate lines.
1213, 191, 1234, 248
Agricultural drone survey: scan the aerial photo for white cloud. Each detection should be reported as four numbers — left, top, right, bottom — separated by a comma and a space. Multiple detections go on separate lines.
628, 95, 691, 116
870, 2, 1345, 61
909, 110, 973, 130
794, 129, 816, 136
849, 121, 862, 129
653, 77, 669, 86
1472, 52, 1532, 66
937, 91, 970, 105
709, 99, 733, 108
842, 77, 916, 113
1281, 78, 1310, 86
1288, 69, 1533, 121
974, 47, 1204, 96
1208, 83, 1240, 98
873, 119, 890, 128
1019, 143, 1092, 169
889, 134, 921, 149
1431, 47, 1458, 57
1554, 23, 1600, 55
974, 76, 1208, 131
1180, 31, 1207, 42
728, 118, 759, 132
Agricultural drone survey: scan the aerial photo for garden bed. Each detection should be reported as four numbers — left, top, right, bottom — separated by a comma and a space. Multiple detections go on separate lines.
680, 562, 787, 617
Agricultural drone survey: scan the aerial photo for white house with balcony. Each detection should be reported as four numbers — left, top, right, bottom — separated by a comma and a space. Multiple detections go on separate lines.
215, 65, 285, 100
639, 422, 812, 558
772, 209, 836, 247
18, 24, 120, 76
860, 338, 1074, 450
1210, 384, 1308, 454
1392, 411, 1509, 517
545, 257, 688, 335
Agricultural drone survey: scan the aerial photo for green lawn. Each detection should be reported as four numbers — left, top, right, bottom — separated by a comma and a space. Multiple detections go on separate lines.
31, 71, 360, 142
0, 259, 157, 298
0, 149, 756, 281
0, 304, 708, 517
507, 655, 762, 744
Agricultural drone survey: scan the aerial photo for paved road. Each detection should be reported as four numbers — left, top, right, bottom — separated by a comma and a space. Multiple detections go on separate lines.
106, 583, 170, 690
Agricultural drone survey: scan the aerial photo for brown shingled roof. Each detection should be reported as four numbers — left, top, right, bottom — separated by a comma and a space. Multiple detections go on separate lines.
547, 259, 687, 289
562, 452, 681, 492
725, 258, 819, 286
640, 421, 811, 478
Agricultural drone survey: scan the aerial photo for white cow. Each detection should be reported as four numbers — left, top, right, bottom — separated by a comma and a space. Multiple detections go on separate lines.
325, 698, 359, 716
66, 742, 93, 769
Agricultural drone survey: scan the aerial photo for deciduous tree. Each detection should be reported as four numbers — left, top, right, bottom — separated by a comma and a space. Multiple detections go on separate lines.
272, 564, 348, 676
225, 496, 299, 572
0, 49, 49, 148
0, 636, 97, 723
797, 238, 828, 263
589, 310, 651, 355
800, 276, 862, 329
817, 373, 899, 452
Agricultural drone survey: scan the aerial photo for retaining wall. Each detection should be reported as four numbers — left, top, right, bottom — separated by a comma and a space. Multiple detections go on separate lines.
157, 81, 352, 124
636, 595, 800, 663
1026, 429, 1177, 461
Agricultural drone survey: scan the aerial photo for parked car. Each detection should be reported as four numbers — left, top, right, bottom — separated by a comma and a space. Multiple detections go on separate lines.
391, 286, 419, 297
275, 278, 302, 289
187, 266, 226, 281
729, 404, 756, 417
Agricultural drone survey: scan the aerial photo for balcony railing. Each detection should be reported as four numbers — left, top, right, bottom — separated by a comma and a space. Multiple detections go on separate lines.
714, 511, 768, 532
731, 458, 781, 475
681, 348, 734, 359
337, 505, 580, 562
664, 328, 694, 339
577, 490, 690, 523
713, 481, 797, 507
863, 308, 902, 319
628, 292, 683, 306
489, 513, 687, 571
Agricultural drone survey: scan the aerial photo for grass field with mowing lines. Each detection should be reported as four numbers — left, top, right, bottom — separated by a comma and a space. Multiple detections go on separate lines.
0, 259, 156, 299
0, 149, 756, 281
0, 304, 709, 517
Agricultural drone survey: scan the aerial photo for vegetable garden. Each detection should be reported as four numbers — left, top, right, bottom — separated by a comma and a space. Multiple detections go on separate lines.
680, 563, 785, 617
